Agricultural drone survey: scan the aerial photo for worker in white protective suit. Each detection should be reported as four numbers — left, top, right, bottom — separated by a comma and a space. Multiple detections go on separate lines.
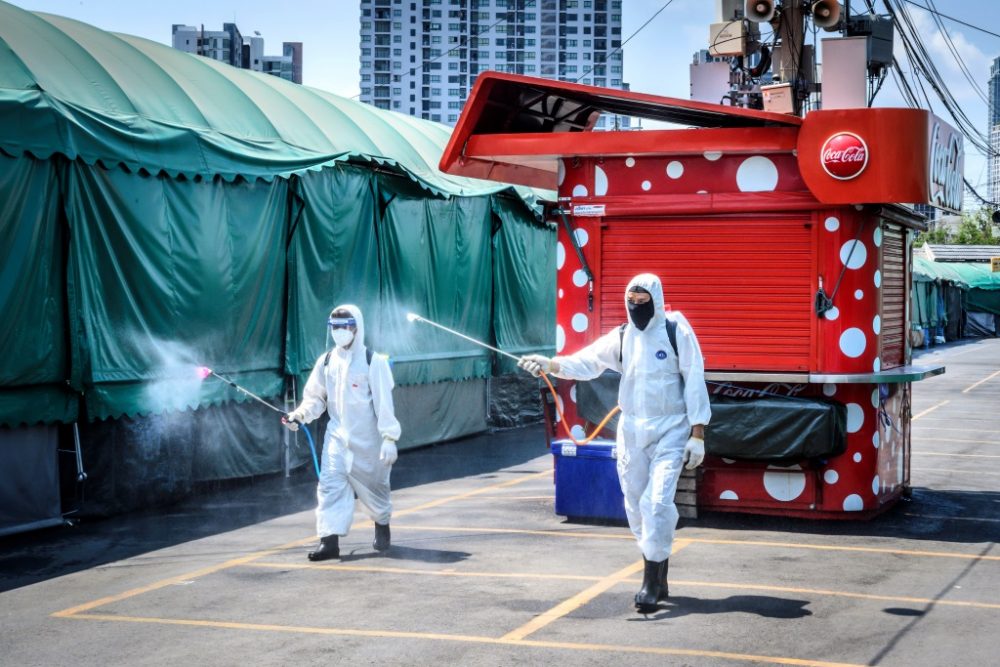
283, 305, 402, 561
519, 273, 711, 613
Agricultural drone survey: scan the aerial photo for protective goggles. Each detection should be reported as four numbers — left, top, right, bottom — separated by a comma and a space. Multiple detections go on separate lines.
327, 317, 357, 330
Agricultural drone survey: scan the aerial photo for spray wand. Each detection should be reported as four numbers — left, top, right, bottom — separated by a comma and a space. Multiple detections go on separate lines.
405, 313, 619, 446
196, 366, 321, 477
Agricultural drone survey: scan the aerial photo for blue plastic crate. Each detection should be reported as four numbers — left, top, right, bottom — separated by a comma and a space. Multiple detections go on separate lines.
551, 438, 627, 522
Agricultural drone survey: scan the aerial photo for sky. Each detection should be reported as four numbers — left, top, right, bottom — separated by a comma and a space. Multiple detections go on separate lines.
7, 0, 1000, 198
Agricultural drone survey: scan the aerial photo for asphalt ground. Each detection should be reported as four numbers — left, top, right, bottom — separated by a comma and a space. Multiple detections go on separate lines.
1, 338, 998, 667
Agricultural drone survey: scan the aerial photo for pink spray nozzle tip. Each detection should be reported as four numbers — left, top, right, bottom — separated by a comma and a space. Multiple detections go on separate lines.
196, 366, 213, 380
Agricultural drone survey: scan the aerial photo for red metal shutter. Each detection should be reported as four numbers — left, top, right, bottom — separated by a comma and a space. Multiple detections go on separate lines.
599, 216, 815, 371
880, 224, 906, 369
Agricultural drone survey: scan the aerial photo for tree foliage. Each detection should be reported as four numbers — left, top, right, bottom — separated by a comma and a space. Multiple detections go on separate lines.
914, 207, 1000, 247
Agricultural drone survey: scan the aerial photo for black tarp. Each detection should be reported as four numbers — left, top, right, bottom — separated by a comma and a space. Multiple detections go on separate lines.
576, 371, 847, 462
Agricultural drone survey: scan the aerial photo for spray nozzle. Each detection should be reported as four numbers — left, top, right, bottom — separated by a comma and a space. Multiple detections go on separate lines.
406, 312, 421, 323
195, 366, 213, 380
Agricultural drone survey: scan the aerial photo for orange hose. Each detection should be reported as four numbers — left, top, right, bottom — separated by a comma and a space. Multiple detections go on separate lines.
539, 370, 620, 446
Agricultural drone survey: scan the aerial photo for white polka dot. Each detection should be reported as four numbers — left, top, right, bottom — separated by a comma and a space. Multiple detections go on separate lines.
666, 161, 684, 179
763, 464, 806, 502
572, 269, 588, 287
573, 228, 589, 247
839, 240, 867, 269
703, 151, 723, 161
853, 452, 862, 463
570, 424, 585, 439
854, 289, 864, 300
571, 313, 588, 333
824, 306, 840, 321
824, 469, 839, 484
874, 270, 881, 288
872, 315, 881, 335
871, 388, 879, 408
843, 494, 864, 511
594, 166, 608, 196
839, 328, 866, 358
824, 216, 840, 232
558, 288, 564, 299
641, 180, 651, 191
554, 394, 563, 422
873, 357, 881, 373
557, 159, 566, 186
556, 324, 566, 353
874, 227, 882, 247
736, 156, 779, 192
872, 431, 880, 448
625, 157, 636, 168
872, 475, 880, 496
569, 385, 577, 403
572, 184, 588, 197
557, 242, 566, 270
822, 383, 836, 396
719, 490, 739, 500
846, 403, 864, 433
696, 189, 708, 194
722, 458, 735, 464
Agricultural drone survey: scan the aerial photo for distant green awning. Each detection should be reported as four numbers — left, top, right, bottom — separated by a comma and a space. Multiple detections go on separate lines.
913, 256, 1000, 290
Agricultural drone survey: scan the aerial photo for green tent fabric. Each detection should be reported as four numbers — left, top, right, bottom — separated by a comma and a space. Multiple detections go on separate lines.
0, 1, 546, 205
912, 256, 1000, 289
285, 165, 381, 377
0, 152, 77, 424
492, 196, 557, 374
375, 177, 494, 385
63, 163, 287, 420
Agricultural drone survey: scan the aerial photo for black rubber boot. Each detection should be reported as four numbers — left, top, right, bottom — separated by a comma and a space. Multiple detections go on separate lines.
307, 535, 339, 561
634, 558, 666, 614
373, 523, 391, 552
657, 559, 669, 602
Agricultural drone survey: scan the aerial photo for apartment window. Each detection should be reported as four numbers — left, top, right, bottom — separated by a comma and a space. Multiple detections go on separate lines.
394, 48, 402, 55
393, 87, 402, 95
448, 88, 461, 96
525, 64, 536, 72
431, 88, 441, 95
393, 101, 401, 108
448, 114, 458, 122
361, 48, 372, 56
429, 74, 441, 82
361, 35, 372, 42
610, 78, 620, 85
432, 114, 441, 121
448, 101, 462, 109
394, 35, 402, 43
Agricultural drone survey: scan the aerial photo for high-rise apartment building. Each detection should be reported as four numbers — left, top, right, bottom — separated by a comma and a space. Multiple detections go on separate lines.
358, 0, 628, 128
989, 56, 1000, 205
171, 24, 303, 84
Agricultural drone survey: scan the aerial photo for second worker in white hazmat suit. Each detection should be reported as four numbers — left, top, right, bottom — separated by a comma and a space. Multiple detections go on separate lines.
284, 305, 402, 561
519, 274, 711, 613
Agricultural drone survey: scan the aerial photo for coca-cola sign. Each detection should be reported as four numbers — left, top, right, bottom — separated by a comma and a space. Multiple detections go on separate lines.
820, 132, 869, 180
929, 121, 963, 214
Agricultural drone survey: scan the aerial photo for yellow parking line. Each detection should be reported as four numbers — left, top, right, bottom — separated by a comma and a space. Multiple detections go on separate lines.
915, 452, 1000, 459
904, 512, 1000, 524
64, 611, 865, 667
243, 562, 1000, 611
399, 526, 1000, 561
912, 400, 949, 420
962, 369, 1000, 394
912, 467, 1000, 476
51, 469, 550, 619
245, 561, 600, 582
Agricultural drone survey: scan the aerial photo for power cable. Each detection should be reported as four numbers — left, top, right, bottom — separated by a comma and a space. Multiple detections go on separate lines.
898, 0, 1000, 40
922, 0, 989, 104
572, 0, 676, 84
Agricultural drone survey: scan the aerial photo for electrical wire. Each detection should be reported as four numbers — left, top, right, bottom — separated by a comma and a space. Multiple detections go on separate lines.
922, 0, 989, 104
572, 0, 676, 84
898, 0, 1000, 40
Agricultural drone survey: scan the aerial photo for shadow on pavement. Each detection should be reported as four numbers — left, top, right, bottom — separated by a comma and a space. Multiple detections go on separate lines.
0, 424, 548, 594
630, 595, 813, 621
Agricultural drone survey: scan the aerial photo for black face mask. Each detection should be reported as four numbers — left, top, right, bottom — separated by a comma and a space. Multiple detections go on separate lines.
627, 299, 655, 331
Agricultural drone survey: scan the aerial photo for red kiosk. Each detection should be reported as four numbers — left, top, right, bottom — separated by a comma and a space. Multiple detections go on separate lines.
441, 73, 958, 519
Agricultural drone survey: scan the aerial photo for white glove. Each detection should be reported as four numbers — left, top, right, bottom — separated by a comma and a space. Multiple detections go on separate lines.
282, 411, 304, 432
683, 436, 705, 470
518, 354, 553, 377
379, 439, 398, 467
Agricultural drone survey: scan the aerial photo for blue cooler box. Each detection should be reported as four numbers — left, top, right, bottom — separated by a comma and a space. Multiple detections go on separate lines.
551, 438, 627, 522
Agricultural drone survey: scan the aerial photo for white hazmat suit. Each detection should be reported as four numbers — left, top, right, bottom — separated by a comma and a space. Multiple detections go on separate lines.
291, 304, 402, 548
521, 274, 710, 611
551, 274, 710, 560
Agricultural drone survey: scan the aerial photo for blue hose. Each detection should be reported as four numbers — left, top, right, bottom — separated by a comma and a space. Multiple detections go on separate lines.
300, 424, 321, 478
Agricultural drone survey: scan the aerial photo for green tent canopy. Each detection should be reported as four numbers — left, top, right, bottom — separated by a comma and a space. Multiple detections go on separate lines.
0, 1, 544, 203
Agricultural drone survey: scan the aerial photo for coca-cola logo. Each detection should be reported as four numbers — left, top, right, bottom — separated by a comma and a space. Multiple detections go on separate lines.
821, 132, 869, 180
